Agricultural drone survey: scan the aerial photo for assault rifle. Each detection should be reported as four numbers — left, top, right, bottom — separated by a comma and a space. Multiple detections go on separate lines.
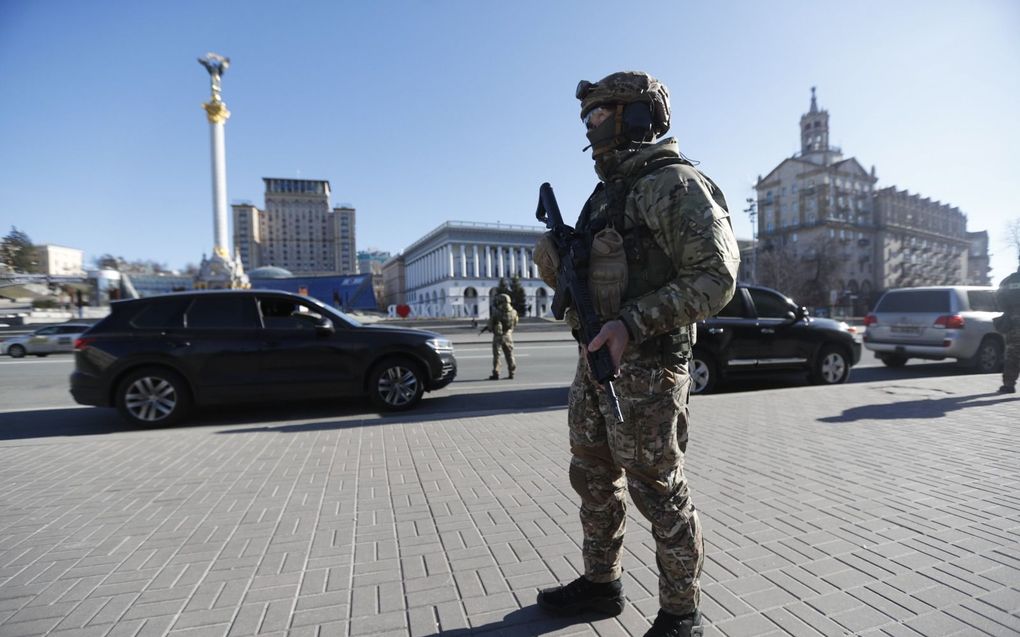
535, 182, 624, 423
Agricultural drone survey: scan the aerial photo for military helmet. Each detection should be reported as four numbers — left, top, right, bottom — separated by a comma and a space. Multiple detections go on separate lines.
576, 71, 670, 137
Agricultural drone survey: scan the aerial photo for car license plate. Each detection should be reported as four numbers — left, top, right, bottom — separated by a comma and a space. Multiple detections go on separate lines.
890, 325, 920, 334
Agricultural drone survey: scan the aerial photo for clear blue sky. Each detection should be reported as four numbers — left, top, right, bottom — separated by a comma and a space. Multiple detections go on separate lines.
2, 0, 1018, 281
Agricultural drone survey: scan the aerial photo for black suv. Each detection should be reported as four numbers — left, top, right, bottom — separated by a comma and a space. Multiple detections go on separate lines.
692, 284, 861, 394
70, 290, 457, 425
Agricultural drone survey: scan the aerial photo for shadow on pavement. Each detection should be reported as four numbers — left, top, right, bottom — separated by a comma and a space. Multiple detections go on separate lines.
818, 391, 1018, 423
0, 387, 570, 441
216, 386, 569, 435
710, 360, 979, 395
415, 605, 614, 636
0, 408, 127, 440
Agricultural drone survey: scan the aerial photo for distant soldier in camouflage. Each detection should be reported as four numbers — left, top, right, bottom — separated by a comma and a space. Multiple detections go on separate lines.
534, 71, 739, 637
996, 267, 1020, 393
482, 293, 518, 380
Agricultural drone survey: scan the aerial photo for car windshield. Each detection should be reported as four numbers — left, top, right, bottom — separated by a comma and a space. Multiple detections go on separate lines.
312, 300, 362, 327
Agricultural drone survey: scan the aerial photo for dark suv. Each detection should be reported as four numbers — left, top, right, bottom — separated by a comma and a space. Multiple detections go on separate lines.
692, 284, 862, 394
70, 290, 457, 425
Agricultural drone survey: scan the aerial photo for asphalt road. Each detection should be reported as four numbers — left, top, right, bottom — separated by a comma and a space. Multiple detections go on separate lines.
0, 340, 989, 440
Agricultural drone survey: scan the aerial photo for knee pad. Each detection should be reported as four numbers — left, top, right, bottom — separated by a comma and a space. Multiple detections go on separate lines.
569, 461, 622, 509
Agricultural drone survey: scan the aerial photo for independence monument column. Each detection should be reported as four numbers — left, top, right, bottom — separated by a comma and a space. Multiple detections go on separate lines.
195, 52, 247, 289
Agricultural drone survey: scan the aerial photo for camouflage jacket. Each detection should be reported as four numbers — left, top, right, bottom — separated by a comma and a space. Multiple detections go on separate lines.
583, 139, 740, 345
487, 306, 518, 335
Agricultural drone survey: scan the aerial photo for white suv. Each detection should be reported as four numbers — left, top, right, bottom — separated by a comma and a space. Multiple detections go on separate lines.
863, 286, 1003, 373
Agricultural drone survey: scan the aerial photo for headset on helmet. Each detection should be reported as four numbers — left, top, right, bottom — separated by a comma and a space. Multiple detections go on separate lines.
576, 71, 671, 156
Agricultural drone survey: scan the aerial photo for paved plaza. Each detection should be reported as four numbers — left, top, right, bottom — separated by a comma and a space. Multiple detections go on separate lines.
1, 373, 1019, 636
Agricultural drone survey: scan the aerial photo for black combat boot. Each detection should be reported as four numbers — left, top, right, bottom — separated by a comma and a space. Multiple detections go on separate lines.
998, 384, 1016, 393
508, 369, 515, 379
488, 371, 499, 380
643, 609, 703, 637
536, 576, 624, 616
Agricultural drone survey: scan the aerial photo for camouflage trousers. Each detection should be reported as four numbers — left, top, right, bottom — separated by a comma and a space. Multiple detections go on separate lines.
492, 333, 516, 375
567, 346, 703, 615
1003, 320, 1020, 386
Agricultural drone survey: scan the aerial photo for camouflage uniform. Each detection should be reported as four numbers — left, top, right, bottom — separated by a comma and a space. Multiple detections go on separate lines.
997, 270, 1020, 389
568, 138, 739, 615
488, 294, 518, 378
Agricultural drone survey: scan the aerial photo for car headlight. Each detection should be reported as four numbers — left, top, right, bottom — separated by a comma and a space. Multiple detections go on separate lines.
426, 338, 453, 353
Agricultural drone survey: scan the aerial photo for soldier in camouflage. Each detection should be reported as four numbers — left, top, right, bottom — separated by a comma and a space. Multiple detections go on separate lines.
996, 267, 1020, 393
534, 71, 739, 637
483, 293, 518, 380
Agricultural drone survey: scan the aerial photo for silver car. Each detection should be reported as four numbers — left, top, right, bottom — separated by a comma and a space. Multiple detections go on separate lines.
0, 323, 91, 358
863, 286, 1002, 372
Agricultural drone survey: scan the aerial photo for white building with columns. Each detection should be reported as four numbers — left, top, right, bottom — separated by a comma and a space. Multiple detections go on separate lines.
398, 221, 552, 318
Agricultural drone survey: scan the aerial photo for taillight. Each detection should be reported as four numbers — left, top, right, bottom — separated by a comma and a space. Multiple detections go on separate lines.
863, 313, 877, 327
933, 314, 964, 329
74, 337, 94, 350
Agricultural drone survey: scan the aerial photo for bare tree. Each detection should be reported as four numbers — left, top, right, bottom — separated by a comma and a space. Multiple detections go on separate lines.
756, 235, 842, 309
1005, 217, 1020, 269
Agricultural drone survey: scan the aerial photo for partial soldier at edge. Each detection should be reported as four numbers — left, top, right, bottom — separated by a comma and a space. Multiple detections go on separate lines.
995, 266, 1020, 393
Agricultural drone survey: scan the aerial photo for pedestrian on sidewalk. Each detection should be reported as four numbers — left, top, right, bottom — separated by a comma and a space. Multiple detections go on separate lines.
481, 293, 517, 379
533, 71, 739, 637
995, 266, 1020, 393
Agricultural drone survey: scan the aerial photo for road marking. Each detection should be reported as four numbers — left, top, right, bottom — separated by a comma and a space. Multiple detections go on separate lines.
439, 381, 569, 393
455, 344, 577, 353
0, 405, 89, 414
456, 354, 533, 360
0, 358, 75, 365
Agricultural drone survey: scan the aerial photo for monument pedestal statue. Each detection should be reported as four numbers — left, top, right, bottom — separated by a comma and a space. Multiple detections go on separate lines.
194, 52, 248, 290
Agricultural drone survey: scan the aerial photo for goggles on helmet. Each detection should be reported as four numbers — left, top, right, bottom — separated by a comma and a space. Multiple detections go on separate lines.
582, 106, 614, 130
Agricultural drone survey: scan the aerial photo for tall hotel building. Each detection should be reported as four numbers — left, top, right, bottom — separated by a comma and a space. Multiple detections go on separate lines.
232, 178, 358, 275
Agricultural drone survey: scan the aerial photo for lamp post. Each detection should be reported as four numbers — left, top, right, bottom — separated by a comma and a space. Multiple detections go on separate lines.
744, 196, 757, 283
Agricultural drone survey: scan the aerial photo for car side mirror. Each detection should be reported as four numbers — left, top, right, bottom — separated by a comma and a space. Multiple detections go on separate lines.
315, 317, 334, 335
785, 306, 808, 322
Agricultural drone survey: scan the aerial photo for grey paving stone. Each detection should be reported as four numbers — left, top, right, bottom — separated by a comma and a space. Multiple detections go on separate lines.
945, 603, 1020, 637
977, 586, 1020, 614
903, 610, 975, 635
2, 376, 1019, 637
713, 611, 780, 637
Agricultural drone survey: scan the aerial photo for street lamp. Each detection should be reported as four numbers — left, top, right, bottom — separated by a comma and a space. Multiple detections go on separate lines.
744, 197, 757, 283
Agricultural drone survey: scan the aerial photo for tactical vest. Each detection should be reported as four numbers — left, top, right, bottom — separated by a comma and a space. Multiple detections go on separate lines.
577, 157, 695, 358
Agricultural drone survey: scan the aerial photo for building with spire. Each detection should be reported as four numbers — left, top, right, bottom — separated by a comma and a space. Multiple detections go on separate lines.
754, 89, 989, 314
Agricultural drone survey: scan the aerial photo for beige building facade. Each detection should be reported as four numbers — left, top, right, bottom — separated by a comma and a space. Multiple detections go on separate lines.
232, 178, 358, 275
755, 89, 989, 314
36, 244, 85, 276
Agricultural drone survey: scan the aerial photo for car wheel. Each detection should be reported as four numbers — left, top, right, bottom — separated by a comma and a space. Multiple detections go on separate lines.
811, 345, 850, 385
115, 367, 192, 426
879, 354, 908, 368
969, 337, 1003, 374
368, 358, 425, 411
8, 344, 26, 358
690, 350, 718, 395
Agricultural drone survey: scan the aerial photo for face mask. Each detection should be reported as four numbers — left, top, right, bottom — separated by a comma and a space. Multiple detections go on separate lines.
585, 109, 620, 157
